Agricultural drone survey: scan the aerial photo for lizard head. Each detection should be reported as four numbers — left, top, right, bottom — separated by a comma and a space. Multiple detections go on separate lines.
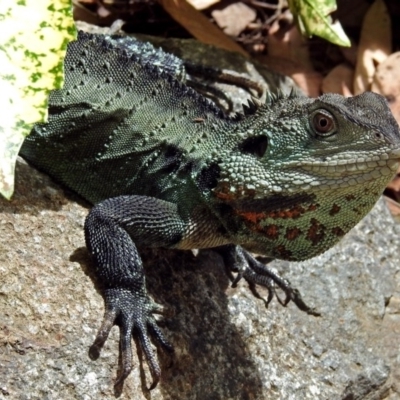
213, 91, 400, 260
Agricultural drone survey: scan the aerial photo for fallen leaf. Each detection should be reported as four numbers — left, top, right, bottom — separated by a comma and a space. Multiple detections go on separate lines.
97, 4, 111, 18
371, 52, 400, 124
322, 63, 354, 96
211, 2, 256, 37
268, 18, 313, 71
290, 71, 323, 98
261, 18, 322, 97
385, 164, 400, 219
257, 55, 322, 97
384, 195, 400, 221
187, 0, 220, 11
353, 0, 391, 94
386, 171, 400, 196
340, 43, 358, 67
159, 0, 248, 56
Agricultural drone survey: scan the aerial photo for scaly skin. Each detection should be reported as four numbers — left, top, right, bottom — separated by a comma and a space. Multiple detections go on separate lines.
20, 32, 400, 389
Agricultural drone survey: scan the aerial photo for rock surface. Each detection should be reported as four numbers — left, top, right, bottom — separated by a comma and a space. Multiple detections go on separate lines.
1, 157, 400, 399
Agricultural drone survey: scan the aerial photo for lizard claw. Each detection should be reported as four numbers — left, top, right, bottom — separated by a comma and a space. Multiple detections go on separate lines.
277, 287, 320, 316
89, 287, 173, 389
242, 250, 320, 316
215, 245, 320, 316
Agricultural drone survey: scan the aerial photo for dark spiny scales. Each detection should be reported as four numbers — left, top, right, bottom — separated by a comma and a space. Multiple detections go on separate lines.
242, 99, 259, 115
20, 31, 400, 389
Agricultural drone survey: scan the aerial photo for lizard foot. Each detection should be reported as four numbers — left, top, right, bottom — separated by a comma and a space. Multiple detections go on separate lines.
89, 287, 173, 389
215, 245, 320, 316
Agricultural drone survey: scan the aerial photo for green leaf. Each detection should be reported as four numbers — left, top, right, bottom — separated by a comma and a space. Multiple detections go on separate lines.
288, 0, 351, 47
0, 0, 76, 199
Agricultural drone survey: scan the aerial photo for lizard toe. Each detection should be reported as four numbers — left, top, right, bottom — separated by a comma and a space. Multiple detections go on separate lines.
244, 253, 321, 315
89, 308, 117, 360
115, 319, 134, 387
136, 321, 161, 390
215, 244, 320, 315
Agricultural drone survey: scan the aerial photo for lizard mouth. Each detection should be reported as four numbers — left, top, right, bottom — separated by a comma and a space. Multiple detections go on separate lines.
275, 150, 400, 192
297, 157, 399, 178
291, 148, 400, 180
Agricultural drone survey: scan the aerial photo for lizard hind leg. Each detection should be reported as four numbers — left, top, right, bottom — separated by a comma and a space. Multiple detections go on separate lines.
214, 244, 320, 316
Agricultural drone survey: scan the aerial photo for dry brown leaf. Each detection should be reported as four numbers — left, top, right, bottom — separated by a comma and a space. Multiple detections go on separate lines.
340, 43, 358, 67
73, 0, 102, 25
160, 0, 248, 57
385, 195, 400, 220
268, 19, 313, 72
187, 0, 220, 11
371, 52, 400, 124
386, 172, 400, 196
261, 19, 322, 97
97, 5, 111, 18
353, 0, 391, 95
290, 72, 323, 98
211, 3, 256, 37
256, 55, 322, 97
322, 64, 354, 96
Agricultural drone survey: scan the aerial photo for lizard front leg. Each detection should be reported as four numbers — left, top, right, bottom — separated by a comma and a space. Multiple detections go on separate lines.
84, 195, 185, 389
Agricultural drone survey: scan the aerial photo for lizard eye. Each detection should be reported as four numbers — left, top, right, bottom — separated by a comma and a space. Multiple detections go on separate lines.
311, 110, 336, 136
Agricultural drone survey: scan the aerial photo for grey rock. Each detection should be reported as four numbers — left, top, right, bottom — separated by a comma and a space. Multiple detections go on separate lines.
1, 155, 400, 399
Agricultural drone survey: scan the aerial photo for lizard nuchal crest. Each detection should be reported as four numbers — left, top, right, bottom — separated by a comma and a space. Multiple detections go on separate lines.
19, 31, 400, 388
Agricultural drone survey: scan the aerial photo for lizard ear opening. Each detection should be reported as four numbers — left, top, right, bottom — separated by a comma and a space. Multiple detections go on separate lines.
197, 162, 221, 190
239, 135, 268, 157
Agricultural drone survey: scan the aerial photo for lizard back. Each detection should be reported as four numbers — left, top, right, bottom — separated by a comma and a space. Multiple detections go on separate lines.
20, 31, 238, 206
